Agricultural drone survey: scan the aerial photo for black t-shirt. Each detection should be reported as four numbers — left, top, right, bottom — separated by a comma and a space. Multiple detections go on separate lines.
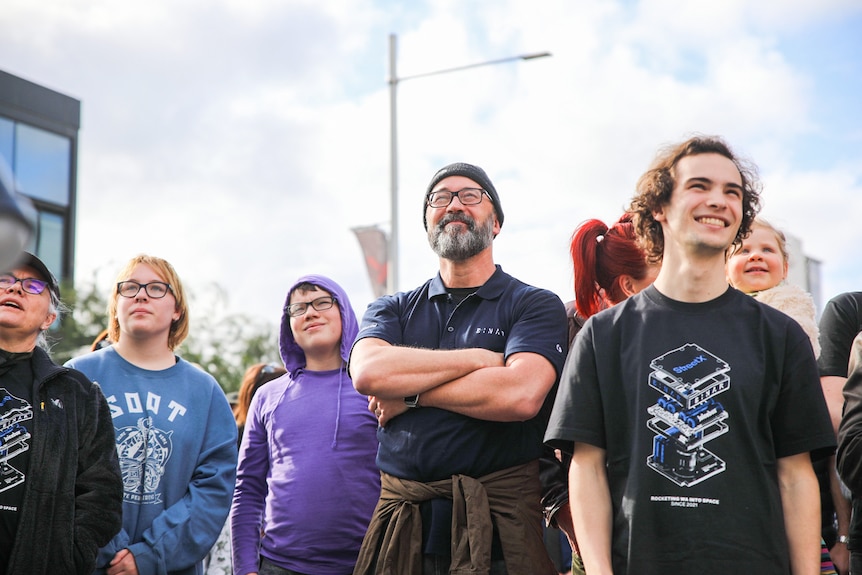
818, 292, 862, 550
546, 286, 835, 574
818, 291, 862, 377
0, 355, 35, 575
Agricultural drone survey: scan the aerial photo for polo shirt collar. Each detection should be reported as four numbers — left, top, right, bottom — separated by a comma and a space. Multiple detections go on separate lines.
428, 265, 507, 300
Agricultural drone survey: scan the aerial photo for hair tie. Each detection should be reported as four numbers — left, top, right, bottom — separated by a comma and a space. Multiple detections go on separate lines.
596, 234, 605, 243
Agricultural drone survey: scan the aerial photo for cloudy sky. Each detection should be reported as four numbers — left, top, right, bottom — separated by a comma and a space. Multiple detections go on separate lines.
3, 0, 861, 332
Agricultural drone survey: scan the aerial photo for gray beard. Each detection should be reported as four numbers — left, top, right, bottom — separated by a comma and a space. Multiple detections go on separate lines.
428, 213, 494, 261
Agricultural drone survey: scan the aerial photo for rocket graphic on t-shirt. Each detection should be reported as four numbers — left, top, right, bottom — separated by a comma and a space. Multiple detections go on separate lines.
0, 389, 33, 493
645, 344, 730, 487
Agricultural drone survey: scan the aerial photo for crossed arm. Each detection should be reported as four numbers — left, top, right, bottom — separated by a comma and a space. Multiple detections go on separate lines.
350, 337, 557, 424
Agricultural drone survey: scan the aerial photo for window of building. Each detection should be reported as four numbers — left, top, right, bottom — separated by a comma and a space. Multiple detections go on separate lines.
35, 210, 64, 276
14, 123, 71, 206
0, 116, 13, 169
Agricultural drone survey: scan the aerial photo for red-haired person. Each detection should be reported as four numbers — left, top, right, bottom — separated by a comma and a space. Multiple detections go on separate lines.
542, 214, 658, 574
569, 213, 659, 331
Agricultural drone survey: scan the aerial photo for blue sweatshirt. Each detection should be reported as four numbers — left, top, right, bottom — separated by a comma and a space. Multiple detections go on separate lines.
230, 275, 380, 575
66, 349, 237, 575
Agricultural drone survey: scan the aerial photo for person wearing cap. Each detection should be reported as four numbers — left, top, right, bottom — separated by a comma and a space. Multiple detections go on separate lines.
66, 254, 237, 575
350, 162, 568, 574
0, 252, 123, 575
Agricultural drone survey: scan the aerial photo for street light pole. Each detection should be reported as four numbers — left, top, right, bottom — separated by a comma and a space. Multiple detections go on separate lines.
388, 33, 400, 296
387, 33, 550, 294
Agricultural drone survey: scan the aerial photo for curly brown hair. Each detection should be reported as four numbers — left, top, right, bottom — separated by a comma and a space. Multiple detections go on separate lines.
629, 135, 762, 263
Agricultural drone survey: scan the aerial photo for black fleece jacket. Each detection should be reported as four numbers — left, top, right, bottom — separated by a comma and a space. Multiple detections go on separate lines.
4, 346, 122, 574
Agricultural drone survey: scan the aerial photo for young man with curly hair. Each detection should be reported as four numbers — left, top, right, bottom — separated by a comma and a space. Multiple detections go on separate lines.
546, 136, 834, 574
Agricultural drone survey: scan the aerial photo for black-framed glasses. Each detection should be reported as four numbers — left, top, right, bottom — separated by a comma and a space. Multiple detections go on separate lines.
117, 280, 173, 299
0, 274, 48, 295
426, 188, 488, 208
285, 296, 337, 317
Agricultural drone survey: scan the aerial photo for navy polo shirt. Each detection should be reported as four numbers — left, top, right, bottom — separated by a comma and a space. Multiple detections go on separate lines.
353, 265, 568, 481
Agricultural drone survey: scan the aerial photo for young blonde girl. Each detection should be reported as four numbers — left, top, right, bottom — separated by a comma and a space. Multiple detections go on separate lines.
727, 219, 841, 574
726, 218, 819, 356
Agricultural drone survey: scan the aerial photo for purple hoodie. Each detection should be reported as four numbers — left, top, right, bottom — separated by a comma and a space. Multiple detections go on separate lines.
231, 275, 380, 575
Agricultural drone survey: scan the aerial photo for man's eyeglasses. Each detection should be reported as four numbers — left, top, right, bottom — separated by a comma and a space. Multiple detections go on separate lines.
426, 188, 488, 209
0, 274, 48, 295
285, 296, 337, 317
117, 281, 173, 299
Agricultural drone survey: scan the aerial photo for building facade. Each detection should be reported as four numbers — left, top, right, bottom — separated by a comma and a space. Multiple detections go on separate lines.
0, 69, 79, 283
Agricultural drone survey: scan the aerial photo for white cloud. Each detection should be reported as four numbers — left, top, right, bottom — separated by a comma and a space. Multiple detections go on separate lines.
1, 0, 859, 333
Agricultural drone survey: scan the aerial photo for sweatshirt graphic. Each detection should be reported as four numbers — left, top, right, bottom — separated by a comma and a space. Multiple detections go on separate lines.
115, 416, 173, 503
0, 389, 32, 493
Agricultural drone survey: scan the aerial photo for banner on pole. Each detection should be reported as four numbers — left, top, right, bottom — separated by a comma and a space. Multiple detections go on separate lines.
352, 225, 388, 298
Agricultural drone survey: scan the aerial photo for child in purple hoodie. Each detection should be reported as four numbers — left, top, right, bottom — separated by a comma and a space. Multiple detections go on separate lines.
230, 275, 380, 575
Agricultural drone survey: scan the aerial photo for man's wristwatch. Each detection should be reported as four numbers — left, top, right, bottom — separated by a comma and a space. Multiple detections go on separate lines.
404, 394, 420, 408
838, 534, 850, 545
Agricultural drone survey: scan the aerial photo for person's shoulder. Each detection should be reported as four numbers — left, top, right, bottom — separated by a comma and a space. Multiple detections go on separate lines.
370, 277, 435, 307
175, 356, 221, 387
736, 288, 794, 319
595, 287, 655, 319
62, 366, 108, 398
41, 351, 105, 398
825, 291, 862, 307
253, 373, 291, 401
753, 283, 815, 318
497, 270, 563, 304
822, 291, 862, 319
65, 346, 116, 371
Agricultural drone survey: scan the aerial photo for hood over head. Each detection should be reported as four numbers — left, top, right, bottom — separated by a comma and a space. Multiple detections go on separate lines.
279, 274, 358, 374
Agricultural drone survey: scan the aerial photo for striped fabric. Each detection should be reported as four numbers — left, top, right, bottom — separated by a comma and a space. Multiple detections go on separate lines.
821, 538, 837, 574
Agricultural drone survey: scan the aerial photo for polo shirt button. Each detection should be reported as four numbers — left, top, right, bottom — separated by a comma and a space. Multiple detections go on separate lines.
447, 326, 454, 332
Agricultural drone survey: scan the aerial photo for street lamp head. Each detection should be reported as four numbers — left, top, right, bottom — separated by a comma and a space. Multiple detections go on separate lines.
520, 52, 552, 61
423, 162, 503, 231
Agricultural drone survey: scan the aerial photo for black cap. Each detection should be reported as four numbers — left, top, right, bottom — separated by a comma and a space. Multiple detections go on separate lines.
423, 162, 504, 230
11, 252, 60, 298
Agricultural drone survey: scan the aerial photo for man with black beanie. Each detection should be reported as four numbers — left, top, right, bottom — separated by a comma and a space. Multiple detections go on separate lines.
350, 162, 568, 574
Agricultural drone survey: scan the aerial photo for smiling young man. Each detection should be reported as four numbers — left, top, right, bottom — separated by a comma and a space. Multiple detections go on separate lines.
66, 255, 237, 575
350, 163, 568, 575
0, 252, 122, 575
545, 136, 835, 574
231, 275, 379, 575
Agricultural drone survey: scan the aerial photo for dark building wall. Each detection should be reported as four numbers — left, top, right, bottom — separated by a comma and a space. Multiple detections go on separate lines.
0, 69, 80, 282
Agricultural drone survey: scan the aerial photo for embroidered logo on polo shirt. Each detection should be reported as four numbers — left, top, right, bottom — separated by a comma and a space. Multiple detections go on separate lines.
474, 327, 506, 337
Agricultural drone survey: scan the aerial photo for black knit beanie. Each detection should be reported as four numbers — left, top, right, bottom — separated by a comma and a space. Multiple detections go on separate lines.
423, 162, 504, 230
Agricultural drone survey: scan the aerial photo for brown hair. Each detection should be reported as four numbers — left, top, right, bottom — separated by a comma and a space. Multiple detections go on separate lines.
108, 255, 190, 350
234, 363, 287, 428
630, 135, 762, 263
